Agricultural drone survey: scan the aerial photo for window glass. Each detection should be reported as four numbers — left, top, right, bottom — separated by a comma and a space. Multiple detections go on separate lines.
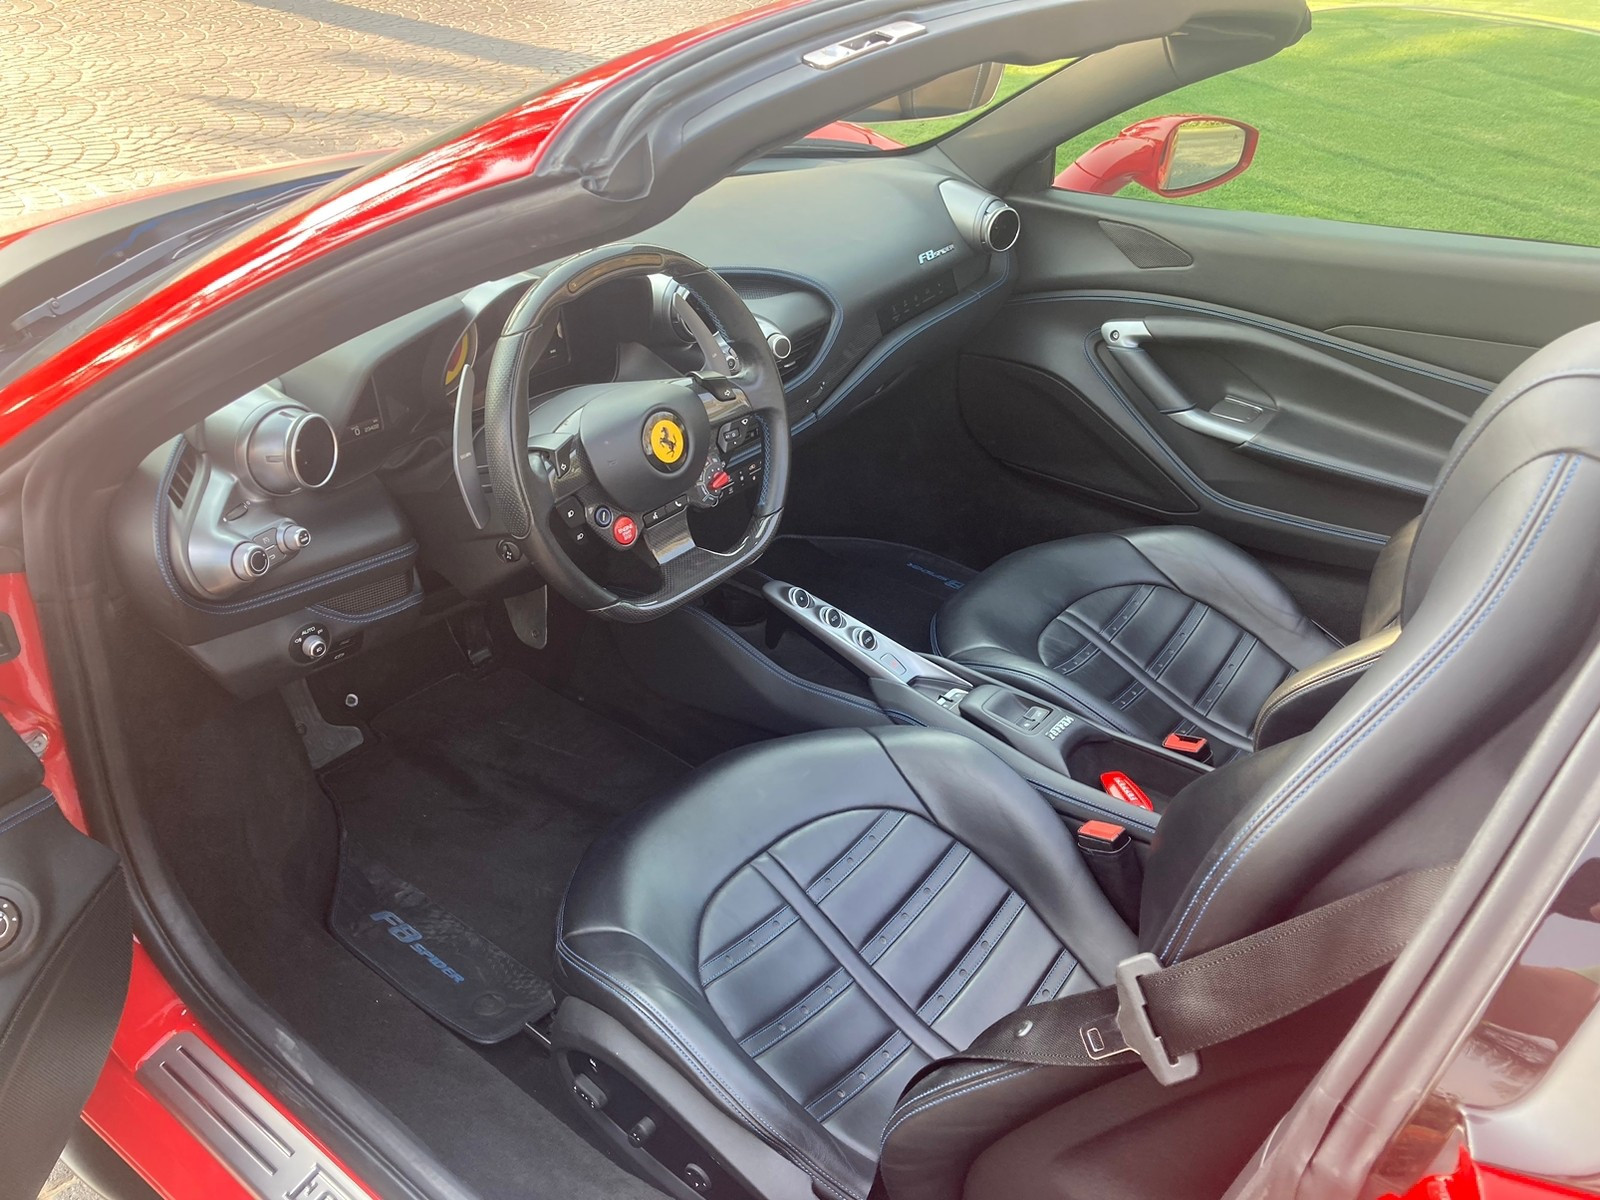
790, 60, 1072, 153
1052, 3, 1600, 248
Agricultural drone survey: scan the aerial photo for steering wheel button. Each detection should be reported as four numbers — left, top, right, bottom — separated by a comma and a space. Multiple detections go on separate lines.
592, 505, 614, 529
710, 470, 732, 493
558, 500, 584, 527
612, 515, 638, 547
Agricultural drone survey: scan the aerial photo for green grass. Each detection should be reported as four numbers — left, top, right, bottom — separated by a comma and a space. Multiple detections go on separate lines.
1052, 3, 1600, 247
864, 2, 1600, 248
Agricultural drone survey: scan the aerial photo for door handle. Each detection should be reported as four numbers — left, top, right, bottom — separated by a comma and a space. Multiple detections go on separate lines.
1101, 319, 1277, 445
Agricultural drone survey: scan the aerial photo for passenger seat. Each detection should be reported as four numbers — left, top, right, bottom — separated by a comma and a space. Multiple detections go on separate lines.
933, 520, 1414, 762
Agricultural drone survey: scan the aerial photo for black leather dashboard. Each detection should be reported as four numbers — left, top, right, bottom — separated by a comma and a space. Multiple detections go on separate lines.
109, 153, 1019, 695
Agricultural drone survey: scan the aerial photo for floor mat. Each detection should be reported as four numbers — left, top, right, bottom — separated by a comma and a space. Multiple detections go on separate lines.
330, 837, 555, 1043
321, 668, 688, 987
755, 535, 977, 650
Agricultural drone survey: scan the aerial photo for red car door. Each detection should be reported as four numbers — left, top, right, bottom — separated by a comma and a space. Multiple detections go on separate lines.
0, 577, 131, 1198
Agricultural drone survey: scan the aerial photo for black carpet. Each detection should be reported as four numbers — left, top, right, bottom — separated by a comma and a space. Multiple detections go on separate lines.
111, 608, 684, 1200
322, 668, 688, 983
754, 534, 977, 651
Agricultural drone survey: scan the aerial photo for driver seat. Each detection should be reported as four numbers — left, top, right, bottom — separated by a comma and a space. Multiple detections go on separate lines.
552, 322, 1600, 1200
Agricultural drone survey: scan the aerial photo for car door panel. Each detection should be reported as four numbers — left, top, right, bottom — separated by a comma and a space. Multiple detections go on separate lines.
1009, 193, 1600, 374
0, 718, 130, 1200
960, 192, 1600, 566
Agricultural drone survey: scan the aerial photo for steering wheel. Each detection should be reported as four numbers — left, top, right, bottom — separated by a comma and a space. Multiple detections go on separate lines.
482, 244, 790, 622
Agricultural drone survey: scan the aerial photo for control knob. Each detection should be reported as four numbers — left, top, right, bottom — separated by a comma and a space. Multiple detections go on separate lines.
231, 543, 270, 581
788, 588, 812, 609
853, 628, 878, 651
820, 606, 845, 629
277, 523, 312, 553
299, 633, 329, 662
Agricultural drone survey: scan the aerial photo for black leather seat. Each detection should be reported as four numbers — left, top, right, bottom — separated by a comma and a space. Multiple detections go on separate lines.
557, 727, 1136, 1199
932, 521, 1416, 763
554, 322, 1600, 1200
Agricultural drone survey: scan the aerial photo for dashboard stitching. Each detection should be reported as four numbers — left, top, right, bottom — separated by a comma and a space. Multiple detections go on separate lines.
798, 253, 1015, 433
307, 580, 425, 624
154, 442, 419, 615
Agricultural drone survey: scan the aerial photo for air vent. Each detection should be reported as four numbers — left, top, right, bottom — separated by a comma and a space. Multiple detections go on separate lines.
779, 326, 825, 383
166, 441, 200, 509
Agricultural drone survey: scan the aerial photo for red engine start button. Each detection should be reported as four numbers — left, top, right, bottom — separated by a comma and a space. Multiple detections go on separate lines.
612, 515, 638, 547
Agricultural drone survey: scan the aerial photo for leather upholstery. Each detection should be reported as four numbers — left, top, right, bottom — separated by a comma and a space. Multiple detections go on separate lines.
560, 325, 1600, 1200
1250, 625, 1401, 751
932, 527, 1339, 762
555, 727, 1134, 1200
1359, 516, 1418, 637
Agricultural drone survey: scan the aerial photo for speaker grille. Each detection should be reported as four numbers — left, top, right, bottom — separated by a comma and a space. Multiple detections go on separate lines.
1098, 220, 1194, 269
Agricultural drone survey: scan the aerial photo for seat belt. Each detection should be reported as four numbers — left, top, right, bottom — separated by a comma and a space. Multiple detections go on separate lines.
941, 864, 1454, 1086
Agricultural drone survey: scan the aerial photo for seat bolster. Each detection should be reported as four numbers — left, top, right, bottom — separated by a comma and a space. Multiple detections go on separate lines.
556, 924, 876, 1199
1251, 626, 1401, 751
1118, 527, 1338, 669
1360, 517, 1419, 638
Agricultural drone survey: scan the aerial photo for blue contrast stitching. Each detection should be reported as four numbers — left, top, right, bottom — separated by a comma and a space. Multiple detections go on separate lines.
880, 1065, 1040, 1149
152, 444, 420, 615
308, 590, 424, 626
1030, 778, 1158, 835
0, 794, 55, 836
1164, 454, 1577, 960
794, 254, 1015, 434
1415, 368, 1600, 538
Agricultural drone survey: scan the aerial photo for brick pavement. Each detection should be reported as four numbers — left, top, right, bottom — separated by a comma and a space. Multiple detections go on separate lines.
2, 0, 759, 222
10, 0, 764, 1189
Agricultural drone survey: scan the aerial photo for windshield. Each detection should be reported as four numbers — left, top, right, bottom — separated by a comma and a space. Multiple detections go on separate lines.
786, 60, 1073, 154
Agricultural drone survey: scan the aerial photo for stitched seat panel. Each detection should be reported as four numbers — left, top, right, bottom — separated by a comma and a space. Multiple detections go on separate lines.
698, 808, 1080, 1163
1038, 583, 1293, 751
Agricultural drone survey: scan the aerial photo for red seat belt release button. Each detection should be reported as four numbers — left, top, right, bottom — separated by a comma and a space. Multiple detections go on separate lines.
1099, 771, 1154, 811
1076, 820, 1129, 848
1163, 732, 1209, 757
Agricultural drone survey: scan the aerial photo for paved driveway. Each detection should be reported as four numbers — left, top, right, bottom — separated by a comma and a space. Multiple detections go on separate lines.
2, 0, 758, 222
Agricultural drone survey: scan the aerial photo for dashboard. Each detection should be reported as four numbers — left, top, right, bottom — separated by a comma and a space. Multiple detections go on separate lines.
109, 157, 1020, 696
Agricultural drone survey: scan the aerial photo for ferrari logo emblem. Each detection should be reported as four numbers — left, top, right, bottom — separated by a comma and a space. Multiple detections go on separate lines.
648, 415, 686, 465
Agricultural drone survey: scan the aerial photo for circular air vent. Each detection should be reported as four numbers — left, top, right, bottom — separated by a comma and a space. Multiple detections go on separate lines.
982, 203, 1021, 253
245, 407, 339, 494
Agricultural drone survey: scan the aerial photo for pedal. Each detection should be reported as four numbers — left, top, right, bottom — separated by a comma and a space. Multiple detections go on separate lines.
451, 607, 495, 669
504, 587, 549, 651
281, 678, 363, 769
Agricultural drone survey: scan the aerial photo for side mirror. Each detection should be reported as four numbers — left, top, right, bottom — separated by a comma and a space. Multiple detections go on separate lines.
1055, 115, 1259, 197
844, 63, 1006, 123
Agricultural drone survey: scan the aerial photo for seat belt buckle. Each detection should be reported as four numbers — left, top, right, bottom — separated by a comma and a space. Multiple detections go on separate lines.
1162, 731, 1211, 762
1099, 770, 1154, 811
1078, 953, 1200, 1087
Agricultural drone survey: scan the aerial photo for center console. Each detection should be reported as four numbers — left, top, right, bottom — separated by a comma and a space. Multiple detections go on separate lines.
759, 580, 1210, 831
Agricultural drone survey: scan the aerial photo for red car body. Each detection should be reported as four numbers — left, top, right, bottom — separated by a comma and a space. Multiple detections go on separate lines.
0, 6, 1588, 1199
